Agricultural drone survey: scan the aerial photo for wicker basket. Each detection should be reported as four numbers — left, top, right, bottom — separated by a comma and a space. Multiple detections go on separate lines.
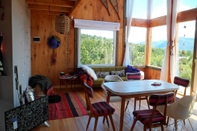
55, 14, 70, 34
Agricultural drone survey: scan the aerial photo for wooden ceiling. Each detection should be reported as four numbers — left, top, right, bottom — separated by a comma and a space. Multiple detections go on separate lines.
25, 0, 85, 16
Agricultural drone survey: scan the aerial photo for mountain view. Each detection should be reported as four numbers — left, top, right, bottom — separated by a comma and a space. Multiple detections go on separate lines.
140, 37, 194, 51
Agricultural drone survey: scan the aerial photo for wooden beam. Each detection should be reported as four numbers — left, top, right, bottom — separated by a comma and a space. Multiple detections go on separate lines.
26, 0, 76, 8
145, 0, 153, 66
28, 4, 49, 11
28, 4, 71, 13
149, 16, 166, 27
69, 0, 87, 17
149, 8, 197, 27
177, 8, 197, 22
50, 6, 71, 13
131, 18, 147, 27
30, 10, 69, 16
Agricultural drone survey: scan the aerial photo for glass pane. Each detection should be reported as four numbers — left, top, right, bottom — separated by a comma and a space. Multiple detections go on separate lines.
129, 27, 146, 66
151, 0, 166, 19
132, 0, 147, 19
179, 0, 197, 12
151, 25, 167, 67
177, 21, 195, 82
79, 29, 115, 65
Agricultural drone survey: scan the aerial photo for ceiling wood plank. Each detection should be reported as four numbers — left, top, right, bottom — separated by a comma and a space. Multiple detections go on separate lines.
31, 10, 69, 16
28, 4, 71, 13
28, 4, 49, 11
50, 6, 71, 13
26, 0, 76, 8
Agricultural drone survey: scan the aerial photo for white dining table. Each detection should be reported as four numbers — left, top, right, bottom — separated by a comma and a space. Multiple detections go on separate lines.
103, 79, 179, 131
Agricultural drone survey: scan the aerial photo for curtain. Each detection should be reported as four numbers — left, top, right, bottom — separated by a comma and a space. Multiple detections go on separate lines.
160, 0, 179, 82
122, 0, 134, 66
74, 19, 120, 31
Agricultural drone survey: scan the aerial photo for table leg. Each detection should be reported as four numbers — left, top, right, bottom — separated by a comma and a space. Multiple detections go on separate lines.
119, 97, 126, 131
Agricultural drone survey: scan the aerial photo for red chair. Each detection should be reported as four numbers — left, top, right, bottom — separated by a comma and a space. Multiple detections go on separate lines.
83, 82, 116, 131
130, 92, 174, 131
173, 76, 190, 98
126, 72, 150, 111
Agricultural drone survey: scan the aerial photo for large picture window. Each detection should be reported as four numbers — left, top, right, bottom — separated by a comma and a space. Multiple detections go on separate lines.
74, 19, 119, 67
77, 29, 116, 67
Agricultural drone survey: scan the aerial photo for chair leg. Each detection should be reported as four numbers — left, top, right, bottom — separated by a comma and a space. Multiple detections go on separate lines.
183, 119, 186, 125
161, 124, 164, 131
106, 116, 109, 127
166, 116, 170, 126
139, 99, 141, 110
130, 118, 137, 131
109, 115, 116, 131
86, 116, 91, 131
187, 118, 195, 131
144, 126, 149, 131
174, 119, 178, 130
103, 116, 109, 127
94, 117, 98, 131
134, 98, 137, 111
125, 100, 130, 111
146, 96, 150, 109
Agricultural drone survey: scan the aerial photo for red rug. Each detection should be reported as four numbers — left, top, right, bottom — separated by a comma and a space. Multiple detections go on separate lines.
48, 92, 88, 120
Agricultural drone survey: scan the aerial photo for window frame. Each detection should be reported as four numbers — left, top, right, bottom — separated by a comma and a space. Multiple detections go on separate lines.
74, 19, 120, 67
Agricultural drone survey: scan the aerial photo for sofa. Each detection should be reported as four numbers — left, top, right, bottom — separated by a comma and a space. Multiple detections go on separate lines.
90, 66, 144, 88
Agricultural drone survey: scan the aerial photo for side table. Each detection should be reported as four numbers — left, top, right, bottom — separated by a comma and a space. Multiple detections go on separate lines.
59, 75, 78, 91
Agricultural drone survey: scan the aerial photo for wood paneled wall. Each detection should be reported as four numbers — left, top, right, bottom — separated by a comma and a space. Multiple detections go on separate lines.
31, 0, 125, 86
30, 0, 197, 86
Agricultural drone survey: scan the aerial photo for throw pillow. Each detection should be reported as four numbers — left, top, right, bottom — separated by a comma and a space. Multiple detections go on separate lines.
95, 71, 101, 78
126, 72, 141, 80
111, 70, 125, 76
81, 65, 98, 80
100, 71, 110, 78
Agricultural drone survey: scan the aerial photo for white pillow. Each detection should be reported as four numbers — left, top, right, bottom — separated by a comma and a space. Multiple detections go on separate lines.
81, 65, 98, 80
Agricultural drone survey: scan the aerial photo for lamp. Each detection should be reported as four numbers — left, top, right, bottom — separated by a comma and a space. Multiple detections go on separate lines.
55, 14, 70, 34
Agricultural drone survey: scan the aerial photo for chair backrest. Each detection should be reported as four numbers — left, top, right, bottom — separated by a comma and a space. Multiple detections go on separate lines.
83, 82, 94, 112
148, 92, 175, 125
173, 76, 190, 96
84, 82, 94, 98
167, 94, 196, 119
126, 72, 141, 80
173, 76, 189, 87
101, 75, 123, 99
149, 92, 175, 106
104, 75, 123, 82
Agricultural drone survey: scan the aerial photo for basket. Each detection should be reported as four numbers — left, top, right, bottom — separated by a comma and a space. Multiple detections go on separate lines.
55, 14, 70, 34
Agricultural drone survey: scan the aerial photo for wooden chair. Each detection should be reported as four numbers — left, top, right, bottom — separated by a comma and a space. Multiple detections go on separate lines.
126, 72, 150, 111
173, 76, 190, 99
83, 82, 116, 131
130, 92, 175, 131
101, 75, 130, 110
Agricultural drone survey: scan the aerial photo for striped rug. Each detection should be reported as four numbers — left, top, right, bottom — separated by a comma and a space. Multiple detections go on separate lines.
48, 92, 88, 120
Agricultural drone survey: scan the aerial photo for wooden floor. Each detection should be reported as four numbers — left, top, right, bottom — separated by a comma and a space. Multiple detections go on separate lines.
32, 87, 197, 131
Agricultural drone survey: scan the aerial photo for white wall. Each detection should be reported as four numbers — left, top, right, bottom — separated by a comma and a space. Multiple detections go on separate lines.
12, 0, 31, 107
0, 0, 30, 130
